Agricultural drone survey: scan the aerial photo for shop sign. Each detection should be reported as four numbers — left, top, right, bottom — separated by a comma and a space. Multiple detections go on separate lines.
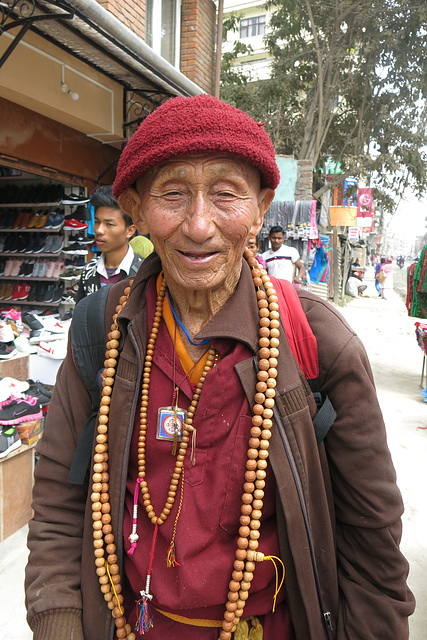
344, 177, 358, 206
348, 227, 359, 240
357, 187, 373, 217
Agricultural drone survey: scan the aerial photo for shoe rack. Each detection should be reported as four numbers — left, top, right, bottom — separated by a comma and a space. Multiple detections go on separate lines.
0, 171, 88, 309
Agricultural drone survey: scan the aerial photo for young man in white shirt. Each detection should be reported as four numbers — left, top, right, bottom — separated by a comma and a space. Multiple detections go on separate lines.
76, 186, 143, 302
262, 225, 306, 283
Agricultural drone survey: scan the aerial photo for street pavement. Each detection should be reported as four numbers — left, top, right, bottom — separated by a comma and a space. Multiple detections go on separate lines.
1, 264, 425, 638
339, 265, 427, 639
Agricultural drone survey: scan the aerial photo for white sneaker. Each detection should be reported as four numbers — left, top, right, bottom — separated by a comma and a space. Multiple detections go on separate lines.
37, 339, 67, 359
0, 377, 29, 403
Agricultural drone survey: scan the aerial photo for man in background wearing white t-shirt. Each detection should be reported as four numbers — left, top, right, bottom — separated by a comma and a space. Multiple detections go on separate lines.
262, 225, 306, 284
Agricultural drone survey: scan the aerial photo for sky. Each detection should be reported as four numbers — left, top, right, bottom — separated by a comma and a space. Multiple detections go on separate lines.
385, 194, 427, 247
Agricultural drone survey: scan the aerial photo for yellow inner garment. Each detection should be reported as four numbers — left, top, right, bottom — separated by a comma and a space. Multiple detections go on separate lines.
156, 273, 210, 384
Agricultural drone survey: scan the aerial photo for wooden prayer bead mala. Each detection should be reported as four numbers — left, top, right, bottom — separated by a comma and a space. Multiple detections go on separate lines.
218, 251, 280, 640
91, 250, 281, 640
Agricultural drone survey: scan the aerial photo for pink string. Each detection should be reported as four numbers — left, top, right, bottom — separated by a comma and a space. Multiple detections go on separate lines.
147, 523, 158, 575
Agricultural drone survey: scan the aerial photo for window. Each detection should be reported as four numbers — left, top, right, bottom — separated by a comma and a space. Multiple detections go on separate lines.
146, 0, 180, 67
240, 15, 266, 39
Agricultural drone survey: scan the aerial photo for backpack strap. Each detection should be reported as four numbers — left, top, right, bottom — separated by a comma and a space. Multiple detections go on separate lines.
308, 378, 337, 445
68, 284, 113, 484
130, 253, 144, 275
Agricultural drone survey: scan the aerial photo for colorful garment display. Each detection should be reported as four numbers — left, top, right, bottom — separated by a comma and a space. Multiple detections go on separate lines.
408, 246, 427, 318
415, 322, 427, 354
308, 235, 330, 283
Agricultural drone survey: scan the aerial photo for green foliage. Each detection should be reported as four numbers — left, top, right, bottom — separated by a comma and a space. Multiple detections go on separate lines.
220, 0, 427, 211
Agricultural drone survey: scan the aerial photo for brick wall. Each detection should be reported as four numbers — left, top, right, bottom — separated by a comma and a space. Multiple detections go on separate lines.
295, 159, 313, 201
99, 0, 216, 94
181, 0, 216, 94
98, 0, 145, 39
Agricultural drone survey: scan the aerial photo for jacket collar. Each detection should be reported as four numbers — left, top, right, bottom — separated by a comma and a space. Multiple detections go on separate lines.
119, 252, 260, 354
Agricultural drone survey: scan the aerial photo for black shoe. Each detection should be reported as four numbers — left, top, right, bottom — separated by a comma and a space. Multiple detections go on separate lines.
62, 242, 88, 256
69, 233, 93, 245
43, 283, 55, 303
22, 311, 44, 331
0, 341, 18, 360
51, 281, 65, 304
34, 282, 47, 302
61, 193, 90, 205
71, 205, 91, 221
25, 235, 35, 253
32, 236, 45, 253
17, 234, 27, 253
27, 379, 52, 406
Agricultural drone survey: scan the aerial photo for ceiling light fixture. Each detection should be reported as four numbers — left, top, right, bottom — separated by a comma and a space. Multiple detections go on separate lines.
61, 65, 79, 101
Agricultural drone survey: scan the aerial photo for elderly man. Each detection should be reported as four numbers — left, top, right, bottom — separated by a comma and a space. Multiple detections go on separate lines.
25, 95, 414, 640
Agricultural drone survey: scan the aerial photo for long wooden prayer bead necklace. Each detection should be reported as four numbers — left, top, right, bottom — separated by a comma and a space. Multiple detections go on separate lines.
91, 252, 281, 640
218, 249, 281, 639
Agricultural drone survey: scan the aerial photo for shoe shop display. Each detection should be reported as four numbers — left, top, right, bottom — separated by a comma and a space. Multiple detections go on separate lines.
0, 426, 21, 459
0, 181, 89, 321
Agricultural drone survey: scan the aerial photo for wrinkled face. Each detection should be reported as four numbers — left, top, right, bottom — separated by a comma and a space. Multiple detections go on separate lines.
127, 155, 274, 294
94, 206, 135, 254
269, 232, 284, 252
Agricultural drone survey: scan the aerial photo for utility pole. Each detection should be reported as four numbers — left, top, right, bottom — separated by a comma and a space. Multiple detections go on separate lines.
214, 0, 224, 98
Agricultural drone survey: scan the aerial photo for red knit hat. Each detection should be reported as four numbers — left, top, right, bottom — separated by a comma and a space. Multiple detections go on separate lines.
113, 94, 280, 197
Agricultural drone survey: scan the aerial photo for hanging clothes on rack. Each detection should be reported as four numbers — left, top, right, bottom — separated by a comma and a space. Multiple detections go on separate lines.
309, 235, 330, 283
408, 245, 427, 318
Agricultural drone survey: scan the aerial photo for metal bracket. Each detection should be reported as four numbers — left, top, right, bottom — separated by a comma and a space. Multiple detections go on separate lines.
0, 0, 73, 68
123, 90, 169, 139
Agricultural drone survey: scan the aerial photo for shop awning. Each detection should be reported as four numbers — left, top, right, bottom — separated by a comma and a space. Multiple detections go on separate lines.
0, 0, 204, 104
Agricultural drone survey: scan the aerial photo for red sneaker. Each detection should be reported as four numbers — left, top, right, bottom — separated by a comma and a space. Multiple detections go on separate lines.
63, 219, 89, 231
12, 284, 22, 301
17, 283, 30, 300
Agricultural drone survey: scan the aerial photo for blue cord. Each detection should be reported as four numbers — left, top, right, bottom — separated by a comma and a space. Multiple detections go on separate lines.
166, 290, 210, 346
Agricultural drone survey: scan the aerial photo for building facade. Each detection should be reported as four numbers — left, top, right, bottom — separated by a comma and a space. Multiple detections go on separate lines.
222, 0, 272, 81
0, 0, 216, 190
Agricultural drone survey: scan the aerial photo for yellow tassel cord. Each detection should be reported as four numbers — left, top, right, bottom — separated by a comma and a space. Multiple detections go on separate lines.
262, 555, 285, 613
105, 561, 123, 615
166, 468, 185, 567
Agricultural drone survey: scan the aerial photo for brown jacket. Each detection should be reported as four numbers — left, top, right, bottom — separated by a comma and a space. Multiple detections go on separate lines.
25, 254, 414, 639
